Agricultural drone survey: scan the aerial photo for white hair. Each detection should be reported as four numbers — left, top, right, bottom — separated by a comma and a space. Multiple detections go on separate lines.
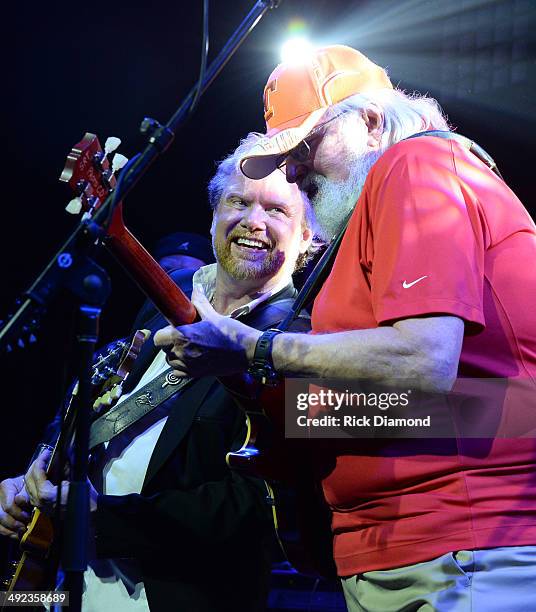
324, 89, 451, 151
207, 132, 263, 211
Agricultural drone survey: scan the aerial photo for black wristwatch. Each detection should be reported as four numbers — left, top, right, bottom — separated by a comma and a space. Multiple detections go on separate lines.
248, 328, 283, 385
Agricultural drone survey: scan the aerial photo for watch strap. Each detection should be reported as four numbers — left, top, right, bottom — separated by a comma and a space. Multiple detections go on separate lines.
248, 328, 282, 385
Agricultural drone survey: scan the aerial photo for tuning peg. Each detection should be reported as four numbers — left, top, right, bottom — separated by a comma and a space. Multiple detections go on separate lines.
112, 153, 128, 174
29, 334, 37, 344
104, 137, 121, 155
66, 197, 83, 215
110, 384, 123, 401
17, 338, 25, 349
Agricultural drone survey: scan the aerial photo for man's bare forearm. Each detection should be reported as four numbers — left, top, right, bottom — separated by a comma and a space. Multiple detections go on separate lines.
270, 316, 464, 391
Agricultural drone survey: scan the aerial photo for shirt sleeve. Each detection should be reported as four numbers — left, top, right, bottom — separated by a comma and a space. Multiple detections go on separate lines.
368, 138, 486, 332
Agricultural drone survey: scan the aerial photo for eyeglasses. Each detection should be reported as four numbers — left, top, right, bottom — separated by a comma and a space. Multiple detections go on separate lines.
276, 111, 348, 172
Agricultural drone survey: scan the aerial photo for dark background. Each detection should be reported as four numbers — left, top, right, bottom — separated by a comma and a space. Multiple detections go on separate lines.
1, 0, 535, 598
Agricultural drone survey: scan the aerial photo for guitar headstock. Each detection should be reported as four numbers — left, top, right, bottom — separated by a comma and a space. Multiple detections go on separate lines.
1, 136, 129, 355
91, 328, 150, 412
59, 133, 128, 217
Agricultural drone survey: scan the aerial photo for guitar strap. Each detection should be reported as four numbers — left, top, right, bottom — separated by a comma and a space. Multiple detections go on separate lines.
88, 369, 192, 450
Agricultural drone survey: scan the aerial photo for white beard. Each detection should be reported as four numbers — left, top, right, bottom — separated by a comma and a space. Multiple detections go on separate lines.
307, 148, 383, 242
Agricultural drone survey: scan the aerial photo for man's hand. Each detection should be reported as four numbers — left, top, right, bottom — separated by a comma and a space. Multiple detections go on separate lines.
24, 449, 98, 515
153, 285, 261, 378
0, 475, 31, 540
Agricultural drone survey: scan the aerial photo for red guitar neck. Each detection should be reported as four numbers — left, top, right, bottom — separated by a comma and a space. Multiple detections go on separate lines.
106, 203, 196, 326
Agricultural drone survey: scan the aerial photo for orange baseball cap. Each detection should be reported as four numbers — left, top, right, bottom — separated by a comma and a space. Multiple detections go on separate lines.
240, 45, 393, 180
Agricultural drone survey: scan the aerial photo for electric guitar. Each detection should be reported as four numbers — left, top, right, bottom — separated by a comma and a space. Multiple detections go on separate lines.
2, 330, 149, 602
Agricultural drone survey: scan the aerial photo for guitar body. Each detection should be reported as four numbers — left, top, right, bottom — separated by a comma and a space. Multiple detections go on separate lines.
6, 511, 55, 595
226, 409, 336, 578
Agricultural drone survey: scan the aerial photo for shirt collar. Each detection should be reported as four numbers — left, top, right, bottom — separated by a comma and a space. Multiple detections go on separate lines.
192, 263, 291, 319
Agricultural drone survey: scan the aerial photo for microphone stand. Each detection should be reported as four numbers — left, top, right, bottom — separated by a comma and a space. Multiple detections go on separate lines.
0, 2, 281, 610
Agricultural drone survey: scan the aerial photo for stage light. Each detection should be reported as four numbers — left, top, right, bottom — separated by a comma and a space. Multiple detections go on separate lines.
280, 37, 314, 64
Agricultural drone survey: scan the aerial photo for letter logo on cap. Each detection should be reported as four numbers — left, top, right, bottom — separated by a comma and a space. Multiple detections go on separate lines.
264, 79, 277, 122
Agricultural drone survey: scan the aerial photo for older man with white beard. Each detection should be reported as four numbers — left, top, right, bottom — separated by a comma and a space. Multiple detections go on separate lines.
155, 46, 536, 610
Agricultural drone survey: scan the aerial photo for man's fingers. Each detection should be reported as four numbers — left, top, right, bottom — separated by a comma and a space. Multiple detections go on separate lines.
24, 471, 39, 506
26, 448, 52, 504
154, 326, 191, 373
0, 511, 27, 534
0, 488, 14, 509
153, 326, 186, 350
35, 448, 52, 476
1, 502, 27, 522
11, 508, 30, 523
25, 474, 55, 508
37, 481, 58, 506
0, 523, 20, 539
0, 475, 24, 506
172, 368, 189, 378
164, 354, 190, 377
8, 494, 31, 522
14, 490, 31, 509
0, 477, 31, 529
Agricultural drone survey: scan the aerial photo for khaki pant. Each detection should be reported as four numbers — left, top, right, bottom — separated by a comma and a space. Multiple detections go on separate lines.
341, 546, 536, 611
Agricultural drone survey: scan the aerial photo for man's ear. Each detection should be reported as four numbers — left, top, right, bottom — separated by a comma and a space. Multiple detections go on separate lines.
362, 106, 383, 150
299, 225, 313, 254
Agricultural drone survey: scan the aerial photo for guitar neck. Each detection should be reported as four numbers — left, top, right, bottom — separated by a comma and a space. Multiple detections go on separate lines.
42, 394, 78, 482
105, 203, 196, 326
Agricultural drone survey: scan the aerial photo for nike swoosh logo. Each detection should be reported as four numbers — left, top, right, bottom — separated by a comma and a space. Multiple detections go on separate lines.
402, 275, 428, 289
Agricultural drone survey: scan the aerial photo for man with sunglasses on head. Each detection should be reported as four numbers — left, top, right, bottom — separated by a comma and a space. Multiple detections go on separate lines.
154, 45, 536, 610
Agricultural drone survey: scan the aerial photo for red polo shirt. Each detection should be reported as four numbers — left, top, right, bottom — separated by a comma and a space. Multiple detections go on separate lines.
311, 136, 536, 575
